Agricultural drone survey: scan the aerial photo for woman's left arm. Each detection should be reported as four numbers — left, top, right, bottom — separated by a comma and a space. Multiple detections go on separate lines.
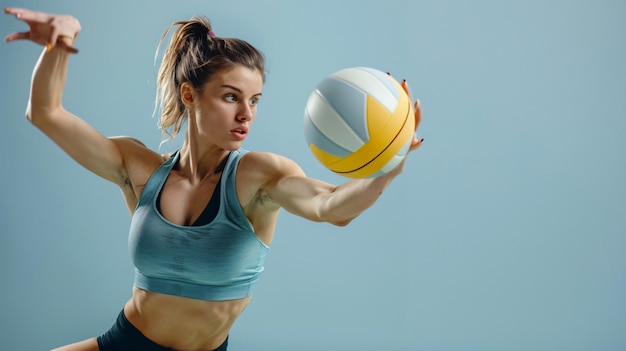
266, 97, 422, 226
279, 168, 402, 227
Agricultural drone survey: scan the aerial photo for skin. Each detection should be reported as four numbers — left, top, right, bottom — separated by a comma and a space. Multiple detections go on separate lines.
5, 7, 423, 351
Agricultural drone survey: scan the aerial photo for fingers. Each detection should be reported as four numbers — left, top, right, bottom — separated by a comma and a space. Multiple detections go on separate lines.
4, 7, 20, 16
5, 7, 79, 54
5, 7, 39, 44
5, 7, 26, 19
409, 99, 423, 152
411, 99, 423, 150
4, 7, 48, 22
409, 134, 424, 152
6, 31, 79, 53
414, 99, 422, 132
49, 16, 81, 53
47, 21, 60, 51
401, 79, 413, 100
387, 71, 423, 146
400, 78, 421, 132
387, 71, 412, 97
5, 30, 30, 42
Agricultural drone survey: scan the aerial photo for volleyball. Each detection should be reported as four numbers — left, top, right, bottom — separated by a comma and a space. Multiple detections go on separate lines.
303, 67, 415, 178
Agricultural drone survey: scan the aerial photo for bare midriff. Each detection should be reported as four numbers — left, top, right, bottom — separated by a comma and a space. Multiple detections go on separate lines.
123, 287, 252, 350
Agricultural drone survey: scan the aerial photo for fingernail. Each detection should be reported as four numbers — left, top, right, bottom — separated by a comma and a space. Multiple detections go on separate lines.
420, 138, 424, 142
46, 43, 52, 52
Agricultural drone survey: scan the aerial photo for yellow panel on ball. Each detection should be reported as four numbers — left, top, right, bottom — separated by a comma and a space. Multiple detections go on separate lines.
365, 90, 393, 134
327, 81, 413, 176
309, 143, 343, 168
330, 105, 414, 178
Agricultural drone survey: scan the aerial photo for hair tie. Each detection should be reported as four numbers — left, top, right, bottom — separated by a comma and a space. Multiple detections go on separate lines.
208, 30, 217, 38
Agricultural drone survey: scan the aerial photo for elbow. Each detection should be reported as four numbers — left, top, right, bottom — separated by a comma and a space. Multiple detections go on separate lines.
331, 220, 351, 227
25, 103, 55, 127
316, 207, 354, 227
328, 217, 355, 227
317, 203, 356, 227
25, 103, 43, 125
25, 104, 35, 124
25, 109, 46, 128
311, 211, 353, 227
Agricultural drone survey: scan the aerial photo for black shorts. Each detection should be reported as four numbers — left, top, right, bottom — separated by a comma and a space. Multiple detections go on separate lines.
97, 310, 228, 351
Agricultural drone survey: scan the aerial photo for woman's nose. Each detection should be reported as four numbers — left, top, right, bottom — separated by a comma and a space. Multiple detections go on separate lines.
237, 104, 254, 121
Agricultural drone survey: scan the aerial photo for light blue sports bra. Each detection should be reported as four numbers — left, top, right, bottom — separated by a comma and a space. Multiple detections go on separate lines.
128, 149, 270, 301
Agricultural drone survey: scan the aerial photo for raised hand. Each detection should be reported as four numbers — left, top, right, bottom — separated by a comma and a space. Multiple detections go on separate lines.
4, 7, 80, 53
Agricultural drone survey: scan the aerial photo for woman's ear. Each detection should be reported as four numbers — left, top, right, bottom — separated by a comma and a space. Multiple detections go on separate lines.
180, 82, 195, 107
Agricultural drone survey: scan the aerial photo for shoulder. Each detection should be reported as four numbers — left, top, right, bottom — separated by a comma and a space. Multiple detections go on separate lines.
108, 135, 165, 183
240, 151, 305, 180
234, 151, 305, 207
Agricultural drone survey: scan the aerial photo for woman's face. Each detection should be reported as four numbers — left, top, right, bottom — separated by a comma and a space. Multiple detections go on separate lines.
191, 65, 264, 150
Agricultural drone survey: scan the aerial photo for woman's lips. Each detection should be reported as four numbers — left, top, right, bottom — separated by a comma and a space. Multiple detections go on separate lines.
230, 126, 248, 140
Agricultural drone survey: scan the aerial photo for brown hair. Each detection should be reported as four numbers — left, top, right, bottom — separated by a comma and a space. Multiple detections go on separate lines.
154, 16, 266, 143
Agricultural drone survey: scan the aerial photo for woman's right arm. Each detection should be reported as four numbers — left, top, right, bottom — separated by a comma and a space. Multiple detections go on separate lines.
5, 8, 132, 186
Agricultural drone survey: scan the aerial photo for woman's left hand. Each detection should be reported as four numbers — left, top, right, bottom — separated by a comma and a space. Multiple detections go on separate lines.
379, 73, 424, 177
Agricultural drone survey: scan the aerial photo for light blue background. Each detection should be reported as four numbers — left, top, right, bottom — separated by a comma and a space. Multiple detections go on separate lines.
1, 1, 625, 350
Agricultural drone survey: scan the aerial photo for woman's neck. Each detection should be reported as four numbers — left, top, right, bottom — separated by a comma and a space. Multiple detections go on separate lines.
178, 138, 231, 182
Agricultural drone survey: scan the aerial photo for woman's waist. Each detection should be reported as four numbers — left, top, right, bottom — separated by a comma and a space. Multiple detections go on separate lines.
124, 287, 251, 350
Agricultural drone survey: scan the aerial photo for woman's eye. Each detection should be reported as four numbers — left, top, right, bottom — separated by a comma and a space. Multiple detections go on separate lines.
224, 94, 237, 102
250, 97, 260, 106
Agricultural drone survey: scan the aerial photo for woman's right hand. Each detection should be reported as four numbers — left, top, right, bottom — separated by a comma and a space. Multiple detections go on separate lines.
4, 7, 80, 53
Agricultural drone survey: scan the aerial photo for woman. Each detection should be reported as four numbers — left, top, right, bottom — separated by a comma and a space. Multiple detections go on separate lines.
5, 7, 423, 351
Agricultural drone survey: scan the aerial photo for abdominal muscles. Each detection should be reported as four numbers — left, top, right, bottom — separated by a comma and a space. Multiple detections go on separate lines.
124, 287, 252, 350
